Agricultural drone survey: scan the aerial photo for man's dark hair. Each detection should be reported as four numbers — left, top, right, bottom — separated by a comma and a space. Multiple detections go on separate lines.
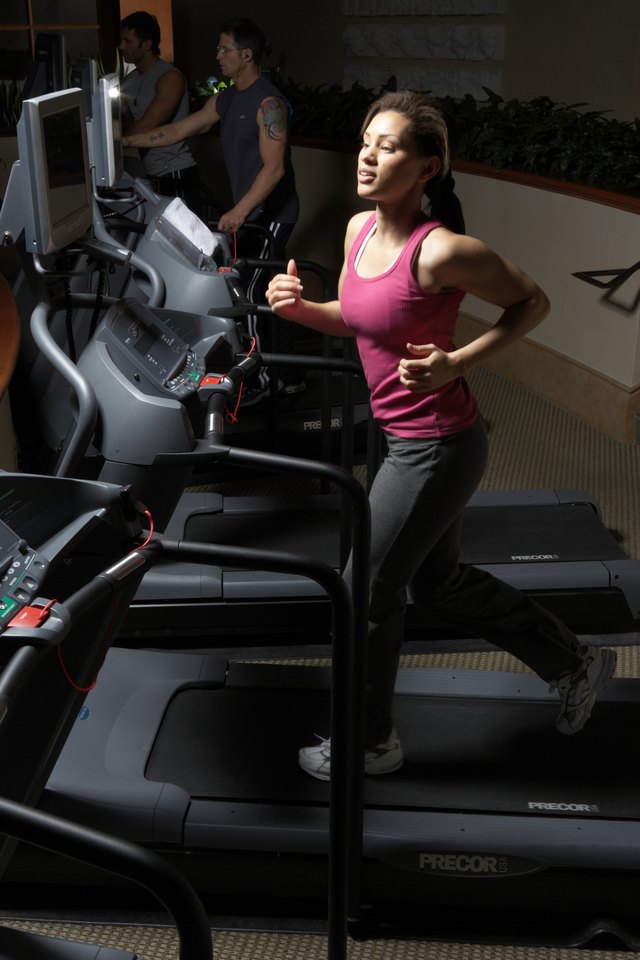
219, 18, 269, 65
121, 11, 161, 55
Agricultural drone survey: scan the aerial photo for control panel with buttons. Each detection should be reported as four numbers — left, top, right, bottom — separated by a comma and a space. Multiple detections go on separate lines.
0, 525, 48, 634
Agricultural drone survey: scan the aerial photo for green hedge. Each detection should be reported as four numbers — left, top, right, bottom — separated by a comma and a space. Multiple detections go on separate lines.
440, 88, 640, 194
263, 76, 640, 196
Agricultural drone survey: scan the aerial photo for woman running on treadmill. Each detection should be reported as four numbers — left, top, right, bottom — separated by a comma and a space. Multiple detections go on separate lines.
266, 90, 616, 781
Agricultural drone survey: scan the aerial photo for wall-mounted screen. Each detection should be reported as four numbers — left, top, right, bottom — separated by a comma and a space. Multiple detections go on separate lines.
17, 88, 93, 255
90, 73, 125, 188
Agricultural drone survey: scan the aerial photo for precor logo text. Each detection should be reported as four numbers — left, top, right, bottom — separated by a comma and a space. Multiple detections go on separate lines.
511, 554, 560, 560
419, 853, 507, 875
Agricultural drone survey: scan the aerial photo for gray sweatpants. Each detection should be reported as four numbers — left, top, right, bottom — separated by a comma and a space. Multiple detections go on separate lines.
354, 417, 586, 746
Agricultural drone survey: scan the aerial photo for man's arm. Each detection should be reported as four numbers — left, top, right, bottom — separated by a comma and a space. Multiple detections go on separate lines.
217, 95, 288, 232
122, 93, 220, 149
123, 68, 187, 135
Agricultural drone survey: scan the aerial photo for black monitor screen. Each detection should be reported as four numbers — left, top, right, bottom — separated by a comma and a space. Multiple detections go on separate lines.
17, 87, 93, 254
43, 107, 87, 223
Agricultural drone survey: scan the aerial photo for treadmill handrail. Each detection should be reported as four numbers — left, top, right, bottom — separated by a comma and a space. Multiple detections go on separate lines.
155, 354, 371, 957
0, 795, 212, 960
30, 299, 99, 480
90, 193, 165, 307
258, 349, 362, 377
81, 232, 165, 307
155, 351, 362, 465
30, 292, 130, 479
234, 257, 332, 302
0, 549, 156, 716
0, 513, 210, 958
48, 522, 361, 960
157, 536, 351, 601
168, 382, 370, 952
154, 533, 360, 960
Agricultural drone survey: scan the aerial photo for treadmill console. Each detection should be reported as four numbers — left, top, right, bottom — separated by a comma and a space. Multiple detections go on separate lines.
0, 516, 48, 634
99, 299, 206, 399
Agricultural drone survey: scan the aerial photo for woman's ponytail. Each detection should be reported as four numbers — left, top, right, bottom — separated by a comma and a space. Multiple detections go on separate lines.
426, 170, 466, 235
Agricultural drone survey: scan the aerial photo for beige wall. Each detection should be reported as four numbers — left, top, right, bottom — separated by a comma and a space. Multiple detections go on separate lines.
454, 171, 640, 389
453, 169, 640, 440
503, 0, 640, 120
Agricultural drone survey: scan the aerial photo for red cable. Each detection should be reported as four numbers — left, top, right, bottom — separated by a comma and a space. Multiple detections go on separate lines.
56, 594, 121, 693
57, 507, 154, 691
225, 336, 257, 424
132, 509, 154, 550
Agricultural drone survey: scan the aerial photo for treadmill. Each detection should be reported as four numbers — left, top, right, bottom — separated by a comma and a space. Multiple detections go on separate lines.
14, 178, 370, 475
64, 296, 640, 641
0, 476, 366, 960
12, 301, 640, 950
94, 197, 373, 461
0, 472, 212, 960
36, 648, 640, 947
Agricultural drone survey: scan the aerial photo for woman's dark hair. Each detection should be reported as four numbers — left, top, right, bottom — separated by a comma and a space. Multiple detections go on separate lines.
360, 90, 465, 234
121, 11, 161, 56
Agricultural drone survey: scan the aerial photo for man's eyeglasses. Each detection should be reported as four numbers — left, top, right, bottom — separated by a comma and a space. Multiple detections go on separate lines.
216, 44, 243, 54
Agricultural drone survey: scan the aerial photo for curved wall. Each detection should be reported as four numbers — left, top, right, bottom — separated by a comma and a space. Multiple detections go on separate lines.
455, 170, 640, 389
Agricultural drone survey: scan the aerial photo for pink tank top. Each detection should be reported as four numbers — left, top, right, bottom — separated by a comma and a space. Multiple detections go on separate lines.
340, 214, 478, 438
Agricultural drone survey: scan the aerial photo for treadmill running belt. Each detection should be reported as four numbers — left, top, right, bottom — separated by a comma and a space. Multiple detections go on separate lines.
184, 501, 624, 570
460, 503, 626, 564
184, 508, 339, 566
146, 683, 636, 818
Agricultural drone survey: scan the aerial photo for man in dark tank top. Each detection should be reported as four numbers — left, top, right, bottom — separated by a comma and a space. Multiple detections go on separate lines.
121, 17, 303, 402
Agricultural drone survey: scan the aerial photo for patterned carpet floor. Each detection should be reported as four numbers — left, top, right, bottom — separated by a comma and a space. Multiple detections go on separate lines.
468, 367, 640, 560
3, 919, 640, 960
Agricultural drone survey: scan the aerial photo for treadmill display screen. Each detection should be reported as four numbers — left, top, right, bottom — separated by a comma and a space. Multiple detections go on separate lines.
132, 328, 157, 358
127, 319, 187, 380
107, 299, 191, 385
0, 517, 19, 560
0, 482, 72, 548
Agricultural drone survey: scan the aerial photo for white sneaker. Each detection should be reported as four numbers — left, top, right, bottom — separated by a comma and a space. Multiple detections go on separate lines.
552, 645, 617, 734
298, 729, 404, 781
